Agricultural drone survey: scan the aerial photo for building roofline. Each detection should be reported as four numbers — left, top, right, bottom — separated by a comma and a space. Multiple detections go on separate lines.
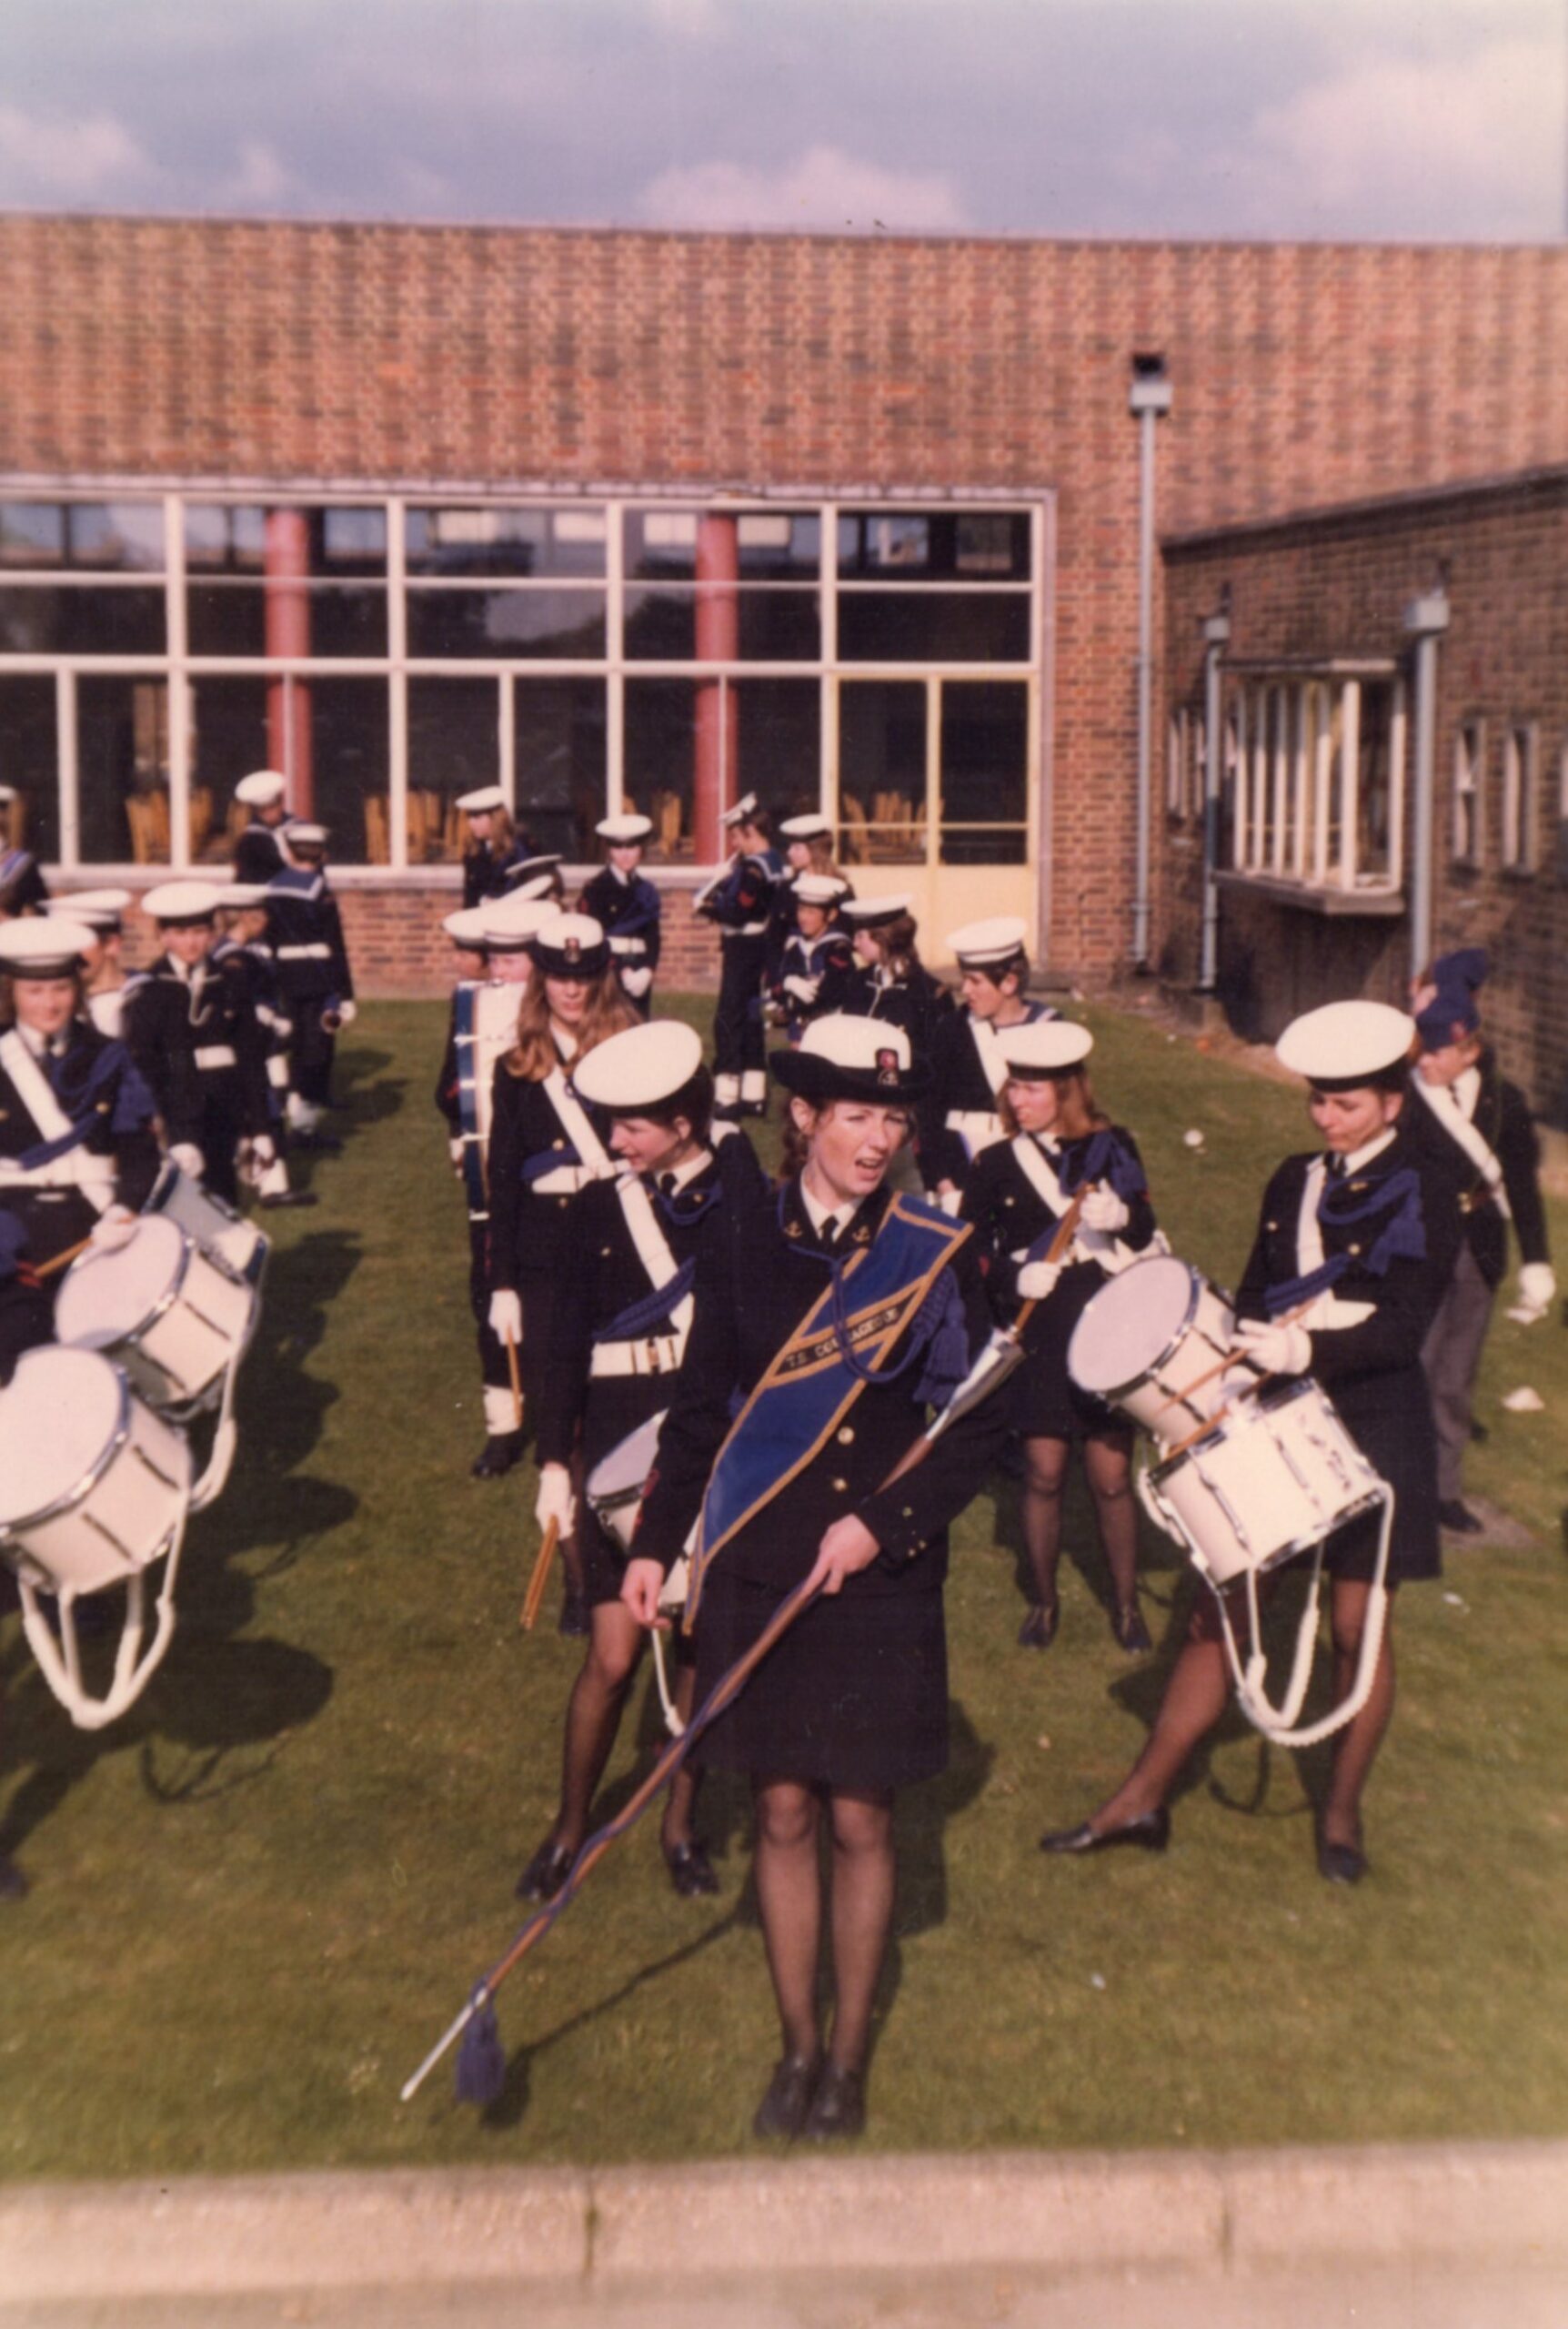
1163, 462, 1568, 557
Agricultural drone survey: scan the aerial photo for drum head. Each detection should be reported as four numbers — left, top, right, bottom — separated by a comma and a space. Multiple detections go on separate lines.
1068, 1255, 1198, 1394
0, 1346, 124, 1526
586, 1408, 668, 1503
55, 1215, 186, 1348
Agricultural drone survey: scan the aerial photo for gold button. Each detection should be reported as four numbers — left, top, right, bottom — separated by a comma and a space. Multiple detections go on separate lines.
837, 1427, 855, 1444
553, 1139, 566, 1151
831, 1477, 849, 1493
1349, 1243, 1362, 1256
900, 1506, 914, 1518
1266, 1220, 1278, 1231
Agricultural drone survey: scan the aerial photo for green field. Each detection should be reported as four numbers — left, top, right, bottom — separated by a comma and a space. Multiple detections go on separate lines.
3, 997, 1567, 2177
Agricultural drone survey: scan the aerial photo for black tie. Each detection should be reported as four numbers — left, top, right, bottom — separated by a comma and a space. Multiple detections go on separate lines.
1326, 1154, 1347, 1182
658, 1174, 678, 1198
820, 1215, 841, 1254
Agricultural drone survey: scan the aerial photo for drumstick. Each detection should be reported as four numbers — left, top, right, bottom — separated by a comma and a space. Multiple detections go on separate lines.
31, 1234, 95, 1282
503, 1330, 523, 1432
519, 1517, 560, 1633
1144, 1296, 1318, 1426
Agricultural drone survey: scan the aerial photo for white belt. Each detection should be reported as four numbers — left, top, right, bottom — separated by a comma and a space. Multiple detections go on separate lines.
608, 935, 648, 958
590, 1335, 683, 1378
722, 922, 769, 941
530, 1165, 596, 1197
266, 1055, 290, 1088
195, 1044, 237, 1070
277, 943, 330, 961
946, 1107, 1004, 1160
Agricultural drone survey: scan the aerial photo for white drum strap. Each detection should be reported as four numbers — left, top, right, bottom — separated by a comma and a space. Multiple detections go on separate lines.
542, 1066, 617, 1182
19, 1500, 188, 1733
1411, 1074, 1512, 1218
0, 1031, 114, 1211
614, 1174, 697, 1365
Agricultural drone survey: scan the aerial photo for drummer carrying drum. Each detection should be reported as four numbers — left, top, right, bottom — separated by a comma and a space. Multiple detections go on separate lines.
1041, 1000, 1463, 1885
518, 1019, 769, 1903
961, 1019, 1161, 1652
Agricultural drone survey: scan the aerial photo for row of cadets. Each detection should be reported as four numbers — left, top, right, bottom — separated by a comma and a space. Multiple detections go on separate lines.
698, 792, 781, 1121
1042, 1000, 1466, 1886
961, 1019, 1160, 1653
578, 813, 661, 1017
837, 893, 955, 1054
1405, 949, 1555, 1535
484, 912, 635, 1629
456, 786, 538, 908
917, 915, 1056, 1212
764, 871, 855, 1041
263, 823, 357, 1146
42, 889, 133, 1037
433, 890, 554, 1479
125, 883, 276, 1205
518, 1018, 769, 1904
0, 786, 48, 919
620, 1014, 1008, 2142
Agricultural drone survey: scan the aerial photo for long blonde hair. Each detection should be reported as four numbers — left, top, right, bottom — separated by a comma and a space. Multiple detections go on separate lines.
998, 1070, 1106, 1142
505, 964, 636, 1081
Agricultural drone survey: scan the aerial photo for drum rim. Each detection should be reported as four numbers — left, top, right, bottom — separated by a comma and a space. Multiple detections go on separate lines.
1070, 1254, 1209, 1400
1147, 1373, 1346, 1484
1184, 1483, 1386, 1581
0, 1352, 133, 1534
149, 1156, 245, 1230
59, 1214, 204, 1353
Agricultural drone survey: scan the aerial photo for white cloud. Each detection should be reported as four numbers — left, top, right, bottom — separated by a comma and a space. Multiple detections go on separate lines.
0, 102, 164, 201
217, 137, 296, 207
635, 141, 967, 232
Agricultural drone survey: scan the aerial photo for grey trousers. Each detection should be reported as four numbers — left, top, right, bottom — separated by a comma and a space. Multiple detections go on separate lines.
1420, 1241, 1495, 1503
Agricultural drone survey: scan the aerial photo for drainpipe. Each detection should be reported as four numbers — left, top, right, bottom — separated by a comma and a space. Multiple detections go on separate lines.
1199, 602, 1230, 993
1130, 353, 1172, 967
1402, 587, 1450, 981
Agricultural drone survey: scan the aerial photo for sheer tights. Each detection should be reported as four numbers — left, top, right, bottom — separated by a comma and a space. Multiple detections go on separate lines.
1021, 1431, 1141, 1619
752, 1778, 895, 2073
550, 1602, 700, 1859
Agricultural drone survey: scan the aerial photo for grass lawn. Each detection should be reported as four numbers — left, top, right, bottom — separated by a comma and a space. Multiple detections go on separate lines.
3, 996, 1567, 2177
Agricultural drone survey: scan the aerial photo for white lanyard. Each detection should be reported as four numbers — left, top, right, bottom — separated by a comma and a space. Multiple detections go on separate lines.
1411, 1074, 1511, 1217
0, 1030, 115, 1211
614, 1173, 698, 1363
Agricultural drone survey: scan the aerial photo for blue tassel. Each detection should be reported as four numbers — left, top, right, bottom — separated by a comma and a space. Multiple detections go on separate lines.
912, 1267, 971, 1406
454, 1989, 507, 2107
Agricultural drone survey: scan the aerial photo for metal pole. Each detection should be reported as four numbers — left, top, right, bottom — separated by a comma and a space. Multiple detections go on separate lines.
1133, 405, 1155, 964
1402, 590, 1450, 981
1199, 611, 1229, 992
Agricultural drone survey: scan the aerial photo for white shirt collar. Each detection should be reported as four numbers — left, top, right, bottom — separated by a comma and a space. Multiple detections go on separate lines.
1451, 1064, 1483, 1120
1322, 1126, 1398, 1177
648, 1145, 712, 1195
799, 1177, 859, 1243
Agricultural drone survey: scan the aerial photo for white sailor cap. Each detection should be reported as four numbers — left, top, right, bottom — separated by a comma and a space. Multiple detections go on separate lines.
1000, 1020, 1092, 1077
839, 893, 912, 931
597, 812, 654, 845
772, 1012, 930, 1103
0, 784, 17, 806
442, 906, 491, 948
0, 918, 95, 977
947, 914, 1028, 972
477, 893, 555, 953
503, 852, 564, 890
457, 785, 508, 816
143, 880, 226, 925
569, 1019, 704, 1112
793, 872, 846, 908
45, 887, 132, 933
216, 883, 270, 911
235, 770, 288, 808
1275, 1000, 1416, 1093
779, 812, 832, 843
529, 912, 611, 981
719, 792, 759, 829
287, 822, 329, 850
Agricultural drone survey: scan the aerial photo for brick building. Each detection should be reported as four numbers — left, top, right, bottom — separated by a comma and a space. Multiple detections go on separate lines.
2, 215, 1566, 1084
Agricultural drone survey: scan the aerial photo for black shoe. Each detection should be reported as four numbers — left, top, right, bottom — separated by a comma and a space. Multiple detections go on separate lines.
1113, 1602, 1153, 1654
751, 2054, 820, 2141
291, 1129, 342, 1154
1439, 1499, 1484, 1536
515, 1838, 575, 1902
0, 1856, 28, 1902
1017, 1599, 1060, 1650
1316, 1834, 1368, 1885
802, 2063, 866, 2142
1040, 1805, 1171, 1855
663, 1840, 719, 1898
558, 1588, 591, 1638
471, 1432, 524, 1479
259, 1189, 318, 1209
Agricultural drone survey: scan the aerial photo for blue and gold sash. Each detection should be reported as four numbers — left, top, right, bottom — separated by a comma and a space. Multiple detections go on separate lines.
685, 1191, 971, 1621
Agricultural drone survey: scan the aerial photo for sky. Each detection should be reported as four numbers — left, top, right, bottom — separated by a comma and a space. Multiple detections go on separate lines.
1, 0, 1563, 244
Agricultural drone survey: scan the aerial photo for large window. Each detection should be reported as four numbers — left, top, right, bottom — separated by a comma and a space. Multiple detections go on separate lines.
1224, 670, 1405, 900
0, 492, 1042, 872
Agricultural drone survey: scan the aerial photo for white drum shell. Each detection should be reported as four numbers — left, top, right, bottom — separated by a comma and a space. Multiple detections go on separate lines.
56, 1217, 256, 1408
146, 1159, 268, 1288
585, 1409, 668, 1554
1150, 1381, 1383, 1586
0, 1348, 192, 1598
1068, 1255, 1235, 1441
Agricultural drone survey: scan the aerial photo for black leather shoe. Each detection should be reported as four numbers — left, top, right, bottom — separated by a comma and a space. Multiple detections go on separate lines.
803, 2063, 866, 2142
290, 1129, 342, 1154
471, 1432, 524, 1479
664, 1840, 719, 1898
0, 1855, 28, 1902
751, 2054, 820, 2140
1040, 1805, 1171, 1855
1316, 1836, 1368, 1885
1018, 1600, 1060, 1650
516, 1839, 575, 1902
1439, 1499, 1484, 1536
1113, 1602, 1153, 1654
259, 1189, 318, 1209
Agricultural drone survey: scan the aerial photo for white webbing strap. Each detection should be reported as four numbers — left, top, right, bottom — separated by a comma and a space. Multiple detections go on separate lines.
1411, 1073, 1512, 1219
0, 1030, 114, 1211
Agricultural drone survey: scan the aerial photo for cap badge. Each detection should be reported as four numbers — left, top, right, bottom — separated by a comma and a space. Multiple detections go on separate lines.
564, 935, 581, 963
876, 1048, 899, 1087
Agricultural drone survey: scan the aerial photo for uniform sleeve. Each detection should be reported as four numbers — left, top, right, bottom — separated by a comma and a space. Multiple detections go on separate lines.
487, 1066, 524, 1294
1499, 1082, 1550, 1266
434, 996, 461, 1131
959, 1150, 1019, 1316
916, 1014, 968, 1192
226, 964, 275, 1138
813, 939, 856, 1019
1112, 1128, 1160, 1254
532, 1190, 598, 1467
1234, 1164, 1289, 1326
641, 882, 662, 975
629, 1221, 746, 1574
1307, 1159, 1467, 1385
325, 898, 354, 1002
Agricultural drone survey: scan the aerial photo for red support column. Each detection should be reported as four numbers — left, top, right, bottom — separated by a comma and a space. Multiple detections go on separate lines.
693, 514, 739, 863
265, 509, 313, 815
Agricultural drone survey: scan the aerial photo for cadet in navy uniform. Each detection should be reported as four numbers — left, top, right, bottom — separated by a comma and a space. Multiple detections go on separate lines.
0, 785, 48, 918
266, 822, 356, 1144
43, 889, 132, 1039
838, 894, 953, 1055
1041, 1001, 1464, 1885
962, 1021, 1160, 1652
766, 872, 855, 1042
213, 884, 314, 1210
124, 882, 276, 1205
1404, 951, 1554, 1533
623, 1015, 1008, 2142
519, 1019, 769, 1903
699, 793, 781, 1120
458, 786, 536, 910
918, 917, 1054, 1211
231, 770, 294, 884
578, 813, 661, 1017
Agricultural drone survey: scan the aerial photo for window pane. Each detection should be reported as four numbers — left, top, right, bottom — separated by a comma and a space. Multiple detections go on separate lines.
0, 505, 65, 567
406, 587, 605, 660
65, 503, 166, 571
189, 677, 274, 863
940, 681, 1028, 863
624, 509, 700, 580
514, 680, 607, 862
838, 590, 1030, 663
303, 678, 390, 865
624, 679, 697, 864
839, 681, 927, 866
0, 678, 59, 862
732, 680, 821, 830
186, 582, 387, 658
1356, 683, 1396, 882
623, 588, 696, 660
184, 504, 386, 577
78, 677, 171, 865
735, 512, 821, 578
407, 678, 500, 863
406, 506, 606, 579
838, 510, 1030, 583
0, 587, 166, 655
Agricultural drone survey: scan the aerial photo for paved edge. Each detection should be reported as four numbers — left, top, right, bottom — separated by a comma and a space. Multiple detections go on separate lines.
2, 2140, 1567, 2303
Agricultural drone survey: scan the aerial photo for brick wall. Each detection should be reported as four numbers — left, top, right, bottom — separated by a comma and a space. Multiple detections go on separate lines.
6, 217, 1568, 987
1158, 470, 1568, 1118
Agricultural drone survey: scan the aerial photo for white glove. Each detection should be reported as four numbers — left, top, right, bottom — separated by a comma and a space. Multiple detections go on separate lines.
335, 999, 358, 1026
169, 1143, 205, 1179
448, 1134, 465, 1175
619, 966, 653, 999
1080, 1186, 1131, 1234
1235, 1318, 1312, 1376
536, 1463, 577, 1537
487, 1287, 522, 1345
251, 1133, 276, 1165
1016, 1257, 1061, 1302
90, 1204, 138, 1254
782, 974, 819, 1005
936, 1186, 964, 1218
1507, 1262, 1557, 1324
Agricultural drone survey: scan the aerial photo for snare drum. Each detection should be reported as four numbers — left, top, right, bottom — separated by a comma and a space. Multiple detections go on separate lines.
55, 1213, 256, 1411
1068, 1253, 1235, 1441
585, 1409, 668, 1554
144, 1158, 268, 1288
1145, 1379, 1384, 1587
0, 1344, 191, 1598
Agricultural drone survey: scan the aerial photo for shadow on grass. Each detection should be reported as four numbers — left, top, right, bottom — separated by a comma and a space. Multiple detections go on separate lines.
990, 1447, 1186, 1628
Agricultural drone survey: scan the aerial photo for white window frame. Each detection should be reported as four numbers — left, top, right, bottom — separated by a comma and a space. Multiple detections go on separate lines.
1223, 667, 1404, 900
1452, 719, 1483, 866
1501, 721, 1538, 874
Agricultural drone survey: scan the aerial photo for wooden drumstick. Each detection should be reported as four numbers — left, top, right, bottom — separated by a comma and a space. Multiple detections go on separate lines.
1145, 1296, 1318, 1427
504, 1329, 523, 1432
31, 1234, 95, 1283
520, 1517, 560, 1633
